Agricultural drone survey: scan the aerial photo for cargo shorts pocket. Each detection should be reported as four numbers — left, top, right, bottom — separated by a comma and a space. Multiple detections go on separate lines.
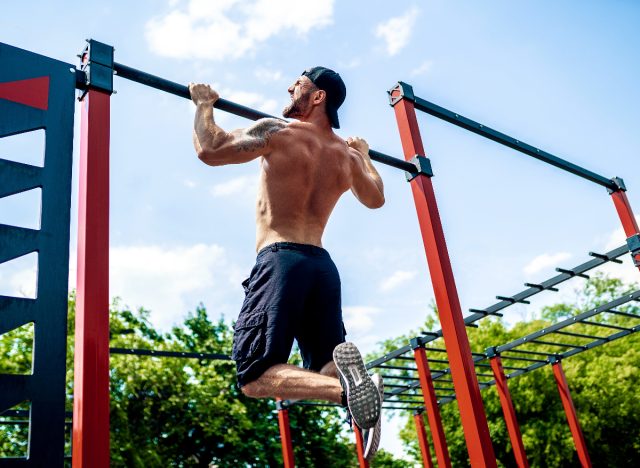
232, 310, 267, 363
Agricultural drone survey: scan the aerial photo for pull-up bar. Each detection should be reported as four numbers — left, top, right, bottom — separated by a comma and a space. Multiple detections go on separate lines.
389, 82, 620, 191
80, 54, 418, 175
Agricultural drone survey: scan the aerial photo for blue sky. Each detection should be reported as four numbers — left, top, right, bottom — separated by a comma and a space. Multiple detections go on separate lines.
2, 0, 640, 461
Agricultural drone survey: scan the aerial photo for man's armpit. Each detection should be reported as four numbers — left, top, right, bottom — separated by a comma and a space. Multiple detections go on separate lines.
236, 118, 287, 153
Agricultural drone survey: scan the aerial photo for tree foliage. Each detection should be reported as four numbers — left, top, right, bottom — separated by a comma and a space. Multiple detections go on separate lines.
1, 297, 368, 466
395, 275, 640, 467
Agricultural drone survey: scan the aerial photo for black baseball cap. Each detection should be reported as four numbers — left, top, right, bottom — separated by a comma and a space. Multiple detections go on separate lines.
301, 66, 346, 129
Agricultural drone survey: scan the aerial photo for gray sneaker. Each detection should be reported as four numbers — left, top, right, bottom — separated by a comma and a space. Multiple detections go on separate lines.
363, 374, 384, 460
333, 342, 381, 430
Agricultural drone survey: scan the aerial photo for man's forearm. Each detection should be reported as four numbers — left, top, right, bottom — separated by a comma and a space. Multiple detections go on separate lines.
363, 156, 384, 196
194, 102, 227, 153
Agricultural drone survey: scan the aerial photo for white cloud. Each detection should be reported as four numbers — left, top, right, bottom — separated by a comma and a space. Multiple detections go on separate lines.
110, 243, 243, 329
374, 7, 419, 56
343, 305, 382, 335
183, 179, 198, 188
380, 269, 417, 292
210, 175, 258, 198
523, 252, 572, 276
254, 68, 283, 81
411, 60, 433, 76
223, 90, 278, 115
146, 0, 335, 60
604, 215, 640, 250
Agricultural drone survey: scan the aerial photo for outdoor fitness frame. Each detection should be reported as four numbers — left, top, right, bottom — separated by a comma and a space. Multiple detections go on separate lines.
1, 38, 639, 467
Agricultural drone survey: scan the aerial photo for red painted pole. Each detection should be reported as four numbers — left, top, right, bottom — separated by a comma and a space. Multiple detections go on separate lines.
552, 361, 592, 468
414, 412, 435, 468
277, 401, 295, 468
390, 84, 496, 467
413, 345, 451, 467
353, 422, 370, 468
610, 189, 640, 272
489, 356, 529, 468
72, 88, 111, 468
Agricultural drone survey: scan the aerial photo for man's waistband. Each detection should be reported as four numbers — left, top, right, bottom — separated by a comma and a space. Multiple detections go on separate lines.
257, 242, 330, 259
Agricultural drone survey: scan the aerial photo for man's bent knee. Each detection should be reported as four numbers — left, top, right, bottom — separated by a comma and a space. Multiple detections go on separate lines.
240, 380, 265, 399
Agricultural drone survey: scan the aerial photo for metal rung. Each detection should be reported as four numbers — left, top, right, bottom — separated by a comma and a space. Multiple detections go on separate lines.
469, 308, 504, 317
554, 330, 604, 340
504, 348, 551, 357
530, 339, 577, 348
606, 309, 640, 319
380, 374, 419, 381
581, 320, 632, 331
498, 355, 546, 363
524, 282, 559, 292
496, 295, 530, 305
556, 267, 590, 279
377, 364, 418, 371
589, 251, 623, 264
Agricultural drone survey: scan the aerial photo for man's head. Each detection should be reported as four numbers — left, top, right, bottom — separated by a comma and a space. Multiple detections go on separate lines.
283, 66, 346, 128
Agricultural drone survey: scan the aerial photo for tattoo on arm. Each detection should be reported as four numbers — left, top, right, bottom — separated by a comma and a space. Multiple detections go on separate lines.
235, 118, 287, 153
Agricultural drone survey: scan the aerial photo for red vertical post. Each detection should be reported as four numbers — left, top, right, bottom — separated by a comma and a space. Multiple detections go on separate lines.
609, 187, 640, 272
413, 344, 451, 467
277, 401, 295, 468
489, 356, 529, 468
353, 423, 370, 468
413, 412, 435, 468
390, 82, 496, 467
72, 87, 111, 467
552, 361, 592, 468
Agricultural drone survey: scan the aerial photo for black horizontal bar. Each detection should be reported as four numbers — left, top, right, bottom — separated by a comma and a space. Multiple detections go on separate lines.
380, 374, 419, 381
376, 364, 418, 371
495, 290, 640, 354
367, 345, 413, 368
109, 347, 232, 360
556, 268, 590, 279
606, 309, 640, 319
553, 330, 604, 340
588, 252, 623, 264
112, 62, 414, 174
411, 94, 617, 190
498, 355, 546, 363
503, 349, 551, 357
524, 282, 559, 292
580, 320, 631, 332
529, 339, 578, 349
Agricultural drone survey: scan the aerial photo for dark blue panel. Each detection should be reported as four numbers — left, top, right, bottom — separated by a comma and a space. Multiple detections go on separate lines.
0, 42, 75, 466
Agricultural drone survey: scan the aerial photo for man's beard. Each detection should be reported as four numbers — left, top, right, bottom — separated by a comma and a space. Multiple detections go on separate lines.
282, 93, 310, 119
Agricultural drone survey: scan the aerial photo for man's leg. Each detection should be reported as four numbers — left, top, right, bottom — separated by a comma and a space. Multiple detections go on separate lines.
241, 363, 342, 403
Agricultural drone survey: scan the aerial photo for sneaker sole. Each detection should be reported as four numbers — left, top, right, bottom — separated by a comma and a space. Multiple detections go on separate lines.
333, 342, 380, 430
364, 375, 384, 461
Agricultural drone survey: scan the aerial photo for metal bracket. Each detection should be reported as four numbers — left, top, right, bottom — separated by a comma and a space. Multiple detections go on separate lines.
406, 155, 434, 182
78, 39, 114, 98
410, 337, 426, 349
485, 346, 498, 358
627, 234, 640, 267
275, 400, 290, 411
388, 81, 415, 106
548, 355, 561, 365
607, 176, 627, 194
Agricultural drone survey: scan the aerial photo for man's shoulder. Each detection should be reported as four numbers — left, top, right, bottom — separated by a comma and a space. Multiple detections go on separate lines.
246, 118, 288, 137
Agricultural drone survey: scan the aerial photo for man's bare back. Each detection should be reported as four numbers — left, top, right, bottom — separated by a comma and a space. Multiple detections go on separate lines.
189, 67, 385, 460
189, 74, 384, 251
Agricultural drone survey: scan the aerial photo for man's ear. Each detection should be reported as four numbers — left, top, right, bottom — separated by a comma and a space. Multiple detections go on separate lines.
313, 89, 327, 105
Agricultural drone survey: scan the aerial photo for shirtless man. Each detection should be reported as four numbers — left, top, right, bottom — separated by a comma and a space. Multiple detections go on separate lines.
189, 67, 384, 459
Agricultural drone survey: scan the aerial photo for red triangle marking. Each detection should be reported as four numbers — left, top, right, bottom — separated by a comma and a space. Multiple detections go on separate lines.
0, 76, 50, 110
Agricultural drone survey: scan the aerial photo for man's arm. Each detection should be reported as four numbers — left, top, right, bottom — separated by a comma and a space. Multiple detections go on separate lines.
348, 137, 385, 209
189, 83, 286, 166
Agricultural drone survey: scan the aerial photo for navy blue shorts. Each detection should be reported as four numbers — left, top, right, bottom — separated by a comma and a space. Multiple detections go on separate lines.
232, 242, 346, 387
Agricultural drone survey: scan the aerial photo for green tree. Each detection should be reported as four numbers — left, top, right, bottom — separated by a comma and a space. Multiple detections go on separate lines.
394, 275, 640, 467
